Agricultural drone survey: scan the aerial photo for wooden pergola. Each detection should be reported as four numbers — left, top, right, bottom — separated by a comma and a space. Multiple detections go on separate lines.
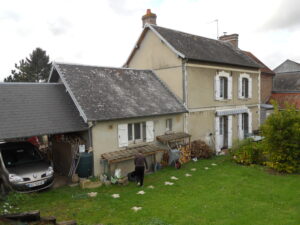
101, 144, 165, 164
101, 144, 166, 176
156, 132, 191, 147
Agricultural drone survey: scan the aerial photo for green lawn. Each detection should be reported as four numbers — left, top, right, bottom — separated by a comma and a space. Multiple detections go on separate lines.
1, 156, 300, 225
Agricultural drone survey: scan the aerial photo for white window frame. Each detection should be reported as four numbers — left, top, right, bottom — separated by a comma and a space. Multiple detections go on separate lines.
166, 118, 172, 132
118, 121, 154, 147
238, 73, 252, 99
238, 109, 253, 140
128, 122, 145, 144
215, 71, 232, 100
215, 115, 233, 153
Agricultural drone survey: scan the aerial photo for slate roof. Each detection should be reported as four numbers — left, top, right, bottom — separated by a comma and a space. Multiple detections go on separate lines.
274, 59, 300, 73
126, 24, 260, 69
273, 72, 300, 92
51, 63, 187, 122
242, 51, 274, 75
0, 83, 88, 140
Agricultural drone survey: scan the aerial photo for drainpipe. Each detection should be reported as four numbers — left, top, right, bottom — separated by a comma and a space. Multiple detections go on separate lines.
258, 69, 261, 126
88, 121, 95, 176
182, 59, 189, 133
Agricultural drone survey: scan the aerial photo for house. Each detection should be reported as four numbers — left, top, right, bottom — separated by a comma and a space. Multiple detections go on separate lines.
125, 9, 262, 153
48, 62, 187, 176
241, 51, 275, 123
270, 59, 300, 109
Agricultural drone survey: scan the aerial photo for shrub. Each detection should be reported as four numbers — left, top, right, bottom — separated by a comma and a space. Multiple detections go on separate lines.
261, 104, 300, 173
230, 138, 265, 165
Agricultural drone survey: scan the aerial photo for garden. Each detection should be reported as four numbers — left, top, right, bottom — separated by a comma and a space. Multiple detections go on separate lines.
1, 105, 299, 225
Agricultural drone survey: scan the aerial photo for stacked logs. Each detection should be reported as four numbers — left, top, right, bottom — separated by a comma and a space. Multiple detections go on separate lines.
179, 145, 191, 164
191, 140, 214, 159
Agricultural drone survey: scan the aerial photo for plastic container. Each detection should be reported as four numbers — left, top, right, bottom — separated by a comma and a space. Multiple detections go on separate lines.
76, 152, 93, 178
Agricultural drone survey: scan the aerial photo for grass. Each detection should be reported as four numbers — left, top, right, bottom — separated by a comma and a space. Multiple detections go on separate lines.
1, 156, 300, 225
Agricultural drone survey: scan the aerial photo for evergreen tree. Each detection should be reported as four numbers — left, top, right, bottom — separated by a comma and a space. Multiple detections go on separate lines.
4, 48, 52, 82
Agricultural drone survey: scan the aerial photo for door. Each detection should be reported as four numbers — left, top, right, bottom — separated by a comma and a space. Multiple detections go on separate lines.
219, 116, 229, 149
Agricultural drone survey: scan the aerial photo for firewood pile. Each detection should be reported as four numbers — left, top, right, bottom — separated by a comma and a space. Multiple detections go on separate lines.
161, 152, 169, 166
179, 145, 191, 164
191, 140, 214, 159
0, 210, 77, 225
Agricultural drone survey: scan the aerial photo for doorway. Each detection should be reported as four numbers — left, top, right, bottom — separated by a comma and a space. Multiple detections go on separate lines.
219, 116, 228, 149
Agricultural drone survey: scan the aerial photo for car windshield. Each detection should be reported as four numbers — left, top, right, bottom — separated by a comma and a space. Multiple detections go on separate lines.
1, 145, 42, 167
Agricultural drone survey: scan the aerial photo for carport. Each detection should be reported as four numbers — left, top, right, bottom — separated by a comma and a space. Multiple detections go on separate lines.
0, 83, 89, 188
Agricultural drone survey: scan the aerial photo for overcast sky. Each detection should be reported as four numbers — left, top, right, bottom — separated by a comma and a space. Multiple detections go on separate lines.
1, 0, 300, 81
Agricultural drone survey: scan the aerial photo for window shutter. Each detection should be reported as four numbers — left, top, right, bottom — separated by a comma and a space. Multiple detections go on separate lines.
248, 110, 252, 135
215, 75, 220, 100
248, 76, 252, 98
228, 115, 233, 148
215, 117, 220, 153
118, 124, 128, 147
238, 114, 243, 140
228, 75, 232, 99
146, 121, 154, 142
238, 76, 242, 98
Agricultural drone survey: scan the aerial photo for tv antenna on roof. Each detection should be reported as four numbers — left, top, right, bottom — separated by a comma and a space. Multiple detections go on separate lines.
207, 19, 219, 39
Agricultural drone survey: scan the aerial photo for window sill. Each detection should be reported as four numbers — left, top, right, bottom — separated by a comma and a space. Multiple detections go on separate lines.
216, 99, 231, 102
238, 97, 252, 100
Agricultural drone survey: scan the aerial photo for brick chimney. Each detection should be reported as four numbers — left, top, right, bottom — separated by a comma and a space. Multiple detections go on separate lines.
142, 9, 157, 28
219, 33, 239, 48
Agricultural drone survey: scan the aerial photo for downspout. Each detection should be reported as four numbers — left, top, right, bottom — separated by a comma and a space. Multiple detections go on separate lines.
88, 121, 96, 176
258, 69, 261, 126
182, 59, 189, 133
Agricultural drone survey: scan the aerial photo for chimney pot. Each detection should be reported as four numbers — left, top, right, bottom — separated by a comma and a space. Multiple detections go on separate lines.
142, 9, 157, 28
219, 33, 239, 48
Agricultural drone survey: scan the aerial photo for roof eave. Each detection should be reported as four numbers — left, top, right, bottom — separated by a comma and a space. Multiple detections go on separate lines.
147, 24, 185, 59
86, 110, 187, 123
186, 58, 260, 70
53, 63, 89, 123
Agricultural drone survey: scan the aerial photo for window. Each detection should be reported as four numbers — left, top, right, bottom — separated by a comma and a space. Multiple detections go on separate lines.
128, 122, 145, 142
220, 77, 228, 99
166, 119, 172, 132
242, 113, 249, 137
119, 121, 154, 147
242, 78, 249, 98
215, 71, 232, 100
239, 73, 252, 99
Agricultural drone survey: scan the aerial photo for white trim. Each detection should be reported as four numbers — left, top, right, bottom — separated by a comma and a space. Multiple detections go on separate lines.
53, 63, 88, 123
186, 63, 259, 74
118, 124, 128, 147
239, 73, 252, 99
216, 108, 248, 116
228, 75, 232, 99
215, 71, 231, 101
146, 121, 154, 142
228, 115, 233, 148
238, 113, 243, 140
258, 70, 261, 125
215, 116, 221, 153
248, 109, 253, 135
183, 62, 189, 133
147, 24, 186, 59
189, 104, 258, 113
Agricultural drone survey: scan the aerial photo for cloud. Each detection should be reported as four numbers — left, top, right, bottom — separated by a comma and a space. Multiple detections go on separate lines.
48, 18, 72, 36
261, 0, 300, 31
0, 10, 20, 22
